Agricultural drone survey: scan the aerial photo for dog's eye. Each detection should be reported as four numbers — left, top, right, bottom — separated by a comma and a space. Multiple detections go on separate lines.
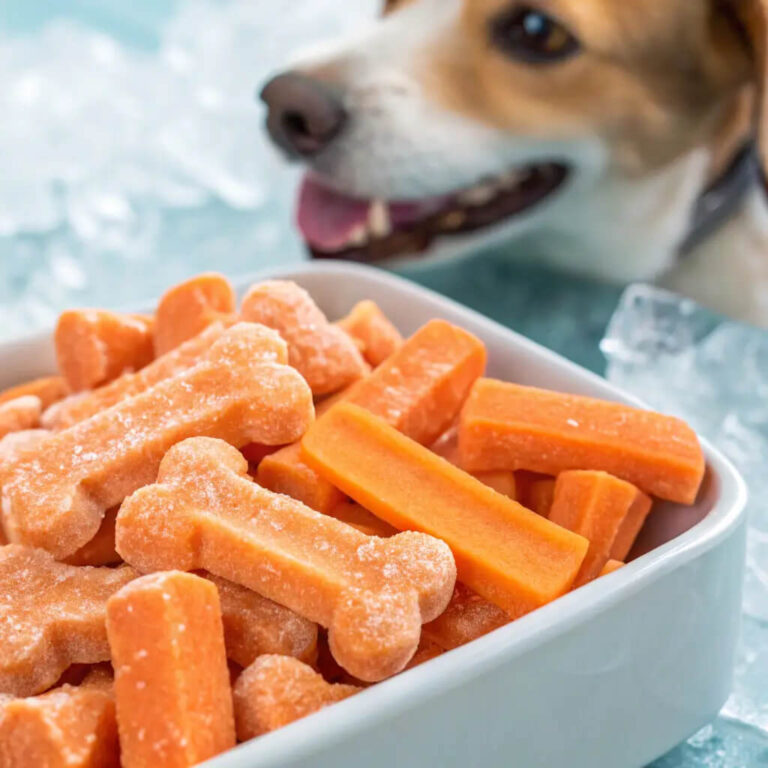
490, 6, 579, 63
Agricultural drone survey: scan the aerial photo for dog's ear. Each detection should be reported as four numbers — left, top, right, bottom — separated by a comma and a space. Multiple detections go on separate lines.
724, 0, 768, 176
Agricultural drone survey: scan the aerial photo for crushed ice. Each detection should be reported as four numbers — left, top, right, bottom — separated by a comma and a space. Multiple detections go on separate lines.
602, 283, 768, 758
0, 0, 378, 337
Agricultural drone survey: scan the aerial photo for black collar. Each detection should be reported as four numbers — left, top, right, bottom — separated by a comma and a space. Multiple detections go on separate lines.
678, 142, 760, 256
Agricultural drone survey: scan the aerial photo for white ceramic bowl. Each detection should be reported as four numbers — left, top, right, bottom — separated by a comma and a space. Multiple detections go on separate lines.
0, 262, 747, 768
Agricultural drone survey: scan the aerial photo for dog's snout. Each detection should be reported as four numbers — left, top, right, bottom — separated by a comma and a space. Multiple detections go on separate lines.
260, 72, 347, 158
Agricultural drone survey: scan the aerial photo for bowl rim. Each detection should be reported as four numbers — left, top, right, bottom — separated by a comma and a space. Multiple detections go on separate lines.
192, 260, 748, 767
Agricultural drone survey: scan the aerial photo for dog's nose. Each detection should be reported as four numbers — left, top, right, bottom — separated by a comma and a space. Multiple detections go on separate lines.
260, 72, 347, 157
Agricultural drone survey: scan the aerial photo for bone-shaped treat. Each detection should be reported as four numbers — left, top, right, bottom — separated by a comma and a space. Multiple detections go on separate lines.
233, 655, 360, 740
2, 323, 313, 558
116, 437, 456, 681
241, 280, 367, 395
0, 545, 137, 697
55, 309, 155, 392
0, 669, 118, 768
43, 319, 238, 430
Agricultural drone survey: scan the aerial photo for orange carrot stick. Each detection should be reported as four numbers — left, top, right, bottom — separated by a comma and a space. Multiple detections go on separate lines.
431, 426, 516, 498
259, 320, 485, 510
153, 272, 236, 356
257, 441, 346, 513
336, 300, 403, 367
548, 471, 639, 587
527, 478, 556, 517
107, 572, 235, 768
459, 379, 705, 504
302, 403, 588, 617
255, 388, 352, 513
346, 320, 486, 446
610, 491, 653, 561
600, 559, 625, 576
328, 502, 398, 538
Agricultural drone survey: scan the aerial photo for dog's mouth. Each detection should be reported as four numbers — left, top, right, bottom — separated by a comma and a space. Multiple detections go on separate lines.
297, 162, 569, 262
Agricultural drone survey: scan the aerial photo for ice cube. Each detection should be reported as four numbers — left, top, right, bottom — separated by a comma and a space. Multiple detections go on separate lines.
604, 284, 768, 750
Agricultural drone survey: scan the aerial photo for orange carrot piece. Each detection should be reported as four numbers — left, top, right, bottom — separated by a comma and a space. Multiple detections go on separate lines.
107, 571, 235, 768
240, 442, 281, 466
459, 379, 705, 504
0, 670, 118, 768
600, 559, 625, 577
431, 426, 516, 498
344, 319, 486, 446
0, 377, 68, 411
404, 638, 444, 669
65, 508, 121, 567
153, 272, 236, 356
55, 310, 155, 392
337, 300, 403, 367
610, 491, 653, 561
548, 471, 639, 587
302, 403, 589, 617
422, 583, 509, 651
527, 478, 556, 517
328, 502, 398, 538
258, 442, 346, 513
255, 388, 352, 512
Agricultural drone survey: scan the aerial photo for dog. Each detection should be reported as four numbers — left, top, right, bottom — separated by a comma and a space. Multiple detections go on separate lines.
260, 0, 768, 325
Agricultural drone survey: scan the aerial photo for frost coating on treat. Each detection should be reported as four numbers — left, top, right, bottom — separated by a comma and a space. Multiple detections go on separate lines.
204, 573, 318, 667
241, 280, 367, 396
44, 319, 241, 430
2, 323, 313, 558
0, 669, 118, 768
0, 545, 136, 697
233, 655, 360, 739
55, 309, 155, 392
0, 396, 42, 440
107, 571, 235, 768
116, 437, 456, 681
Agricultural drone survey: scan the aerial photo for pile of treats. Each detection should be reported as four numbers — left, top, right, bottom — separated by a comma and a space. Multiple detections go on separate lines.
0, 272, 706, 767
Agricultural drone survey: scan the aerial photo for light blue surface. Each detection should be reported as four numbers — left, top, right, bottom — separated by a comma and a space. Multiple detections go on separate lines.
1, 2, 764, 765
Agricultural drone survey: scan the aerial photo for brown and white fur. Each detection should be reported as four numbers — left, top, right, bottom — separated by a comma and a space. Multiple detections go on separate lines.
266, 0, 768, 325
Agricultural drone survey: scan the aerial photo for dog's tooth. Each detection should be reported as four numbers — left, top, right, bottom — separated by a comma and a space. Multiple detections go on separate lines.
458, 183, 496, 206
438, 210, 467, 230
499, 170, 523, 189
347, 224, 369, 247
368, 200, 392, 238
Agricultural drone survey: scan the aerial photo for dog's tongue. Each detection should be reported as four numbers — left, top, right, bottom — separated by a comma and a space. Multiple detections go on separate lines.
297, 176, 369, 251
297, 175, 449, 252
